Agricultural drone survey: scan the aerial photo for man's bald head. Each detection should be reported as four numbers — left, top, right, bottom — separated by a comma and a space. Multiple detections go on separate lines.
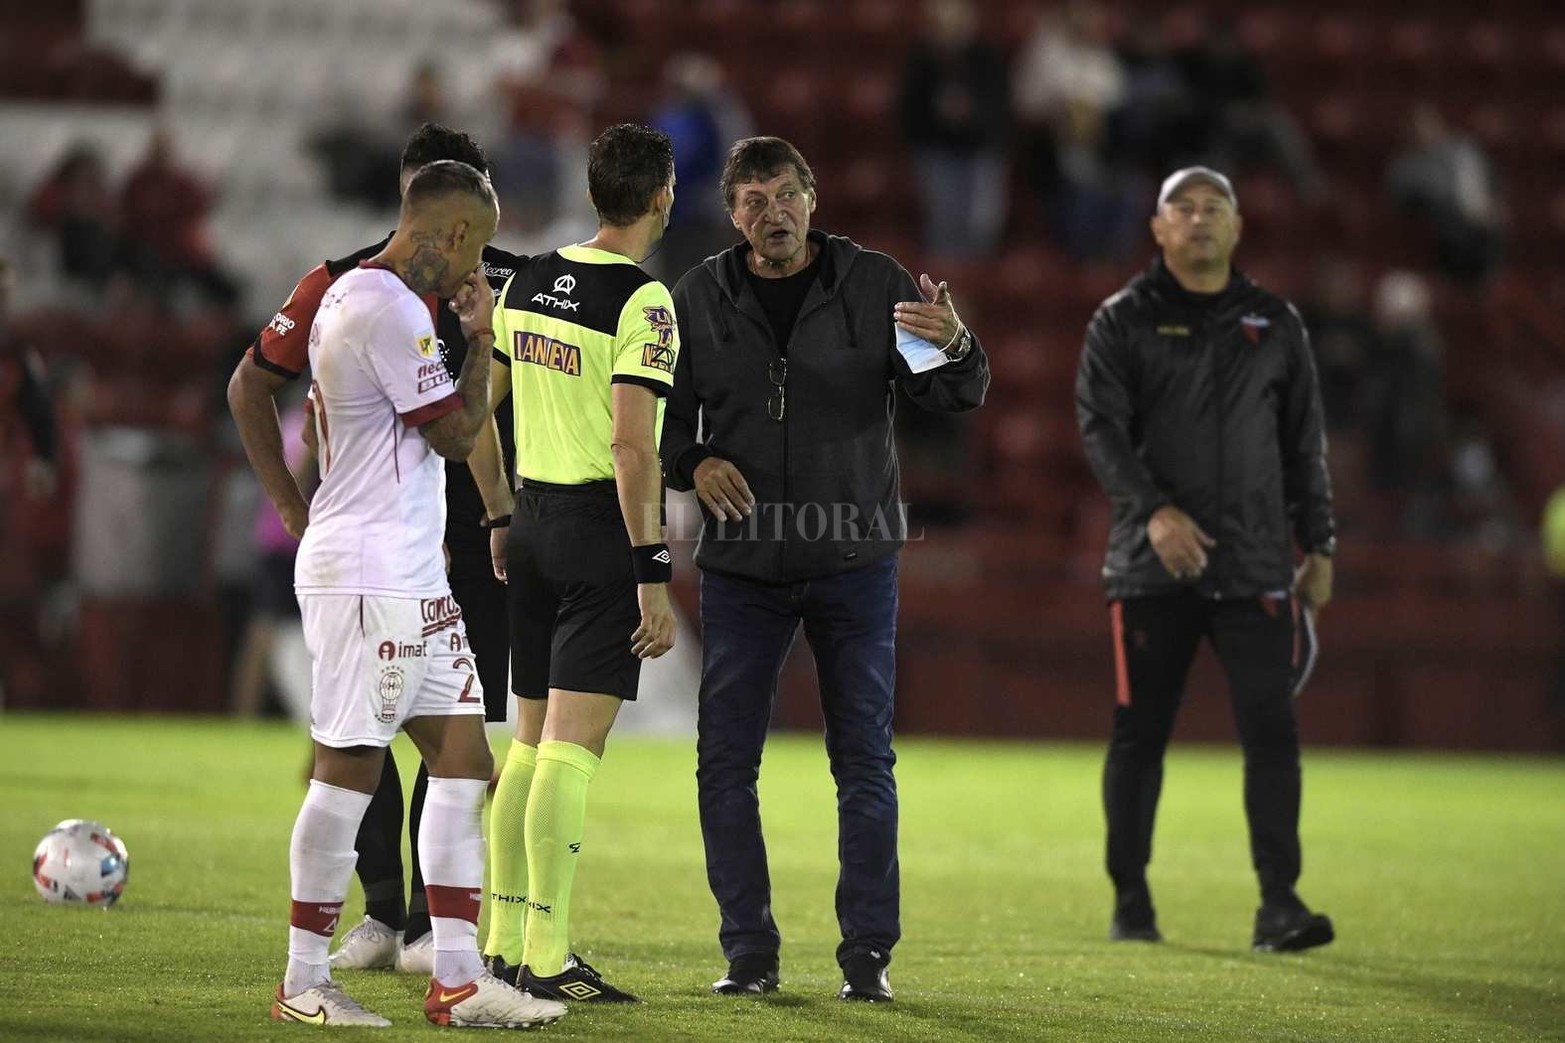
403, 159, 497, 217
393, 160, 500, 298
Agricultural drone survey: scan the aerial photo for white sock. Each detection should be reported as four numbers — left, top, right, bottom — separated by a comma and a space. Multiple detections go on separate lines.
285, 780, 373, 997
420, 776, 489, 986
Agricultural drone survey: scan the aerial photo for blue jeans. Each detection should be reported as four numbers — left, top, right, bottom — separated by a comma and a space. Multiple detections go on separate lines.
696, 555, 901, 967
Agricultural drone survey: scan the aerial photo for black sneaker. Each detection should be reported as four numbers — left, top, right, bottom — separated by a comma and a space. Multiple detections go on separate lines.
1253, 904, 1335, 953
712, 952, 780, 996
521, 953, 640, 1003
485, 953, 522, 987
1110, 888, 1163, 942
838, 952, 893, 1002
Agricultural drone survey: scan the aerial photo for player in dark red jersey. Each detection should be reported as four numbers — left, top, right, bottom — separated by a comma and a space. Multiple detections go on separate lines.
227, 124, 524, 973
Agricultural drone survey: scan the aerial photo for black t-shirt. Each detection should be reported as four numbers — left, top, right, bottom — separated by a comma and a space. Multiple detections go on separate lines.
745, 249, 822, 355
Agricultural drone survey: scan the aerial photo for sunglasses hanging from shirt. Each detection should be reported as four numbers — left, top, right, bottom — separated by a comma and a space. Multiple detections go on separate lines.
767, 358, 787, 422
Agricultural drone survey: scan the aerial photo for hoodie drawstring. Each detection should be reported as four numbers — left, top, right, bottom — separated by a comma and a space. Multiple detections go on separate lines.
840, 292, 858, 350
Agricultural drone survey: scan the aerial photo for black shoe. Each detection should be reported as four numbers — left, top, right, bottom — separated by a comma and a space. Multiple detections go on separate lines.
1110, 888, 1163, 942
521, 953, 640, 1003
485, 953, 521, 987
712, 953, 780, 996
1253, 904, 1335, 953
838, 952, 893, 1002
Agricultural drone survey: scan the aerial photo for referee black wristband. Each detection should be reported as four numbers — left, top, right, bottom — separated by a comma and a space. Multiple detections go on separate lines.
631, 543, 673, 584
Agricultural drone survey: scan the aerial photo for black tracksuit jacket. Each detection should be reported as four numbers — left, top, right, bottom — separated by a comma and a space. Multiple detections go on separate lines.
1076, 257, 1335, 601
662, 231, 990, 584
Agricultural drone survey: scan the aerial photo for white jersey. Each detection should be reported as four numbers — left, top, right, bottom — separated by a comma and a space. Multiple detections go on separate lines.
295, 265, 461, 597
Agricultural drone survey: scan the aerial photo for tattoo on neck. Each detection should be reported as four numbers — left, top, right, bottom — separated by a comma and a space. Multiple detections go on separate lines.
400, 240, 450, 295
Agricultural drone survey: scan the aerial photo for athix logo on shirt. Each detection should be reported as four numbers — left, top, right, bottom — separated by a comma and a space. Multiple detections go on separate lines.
514, 332, 583, 376
531, 273, 581, 312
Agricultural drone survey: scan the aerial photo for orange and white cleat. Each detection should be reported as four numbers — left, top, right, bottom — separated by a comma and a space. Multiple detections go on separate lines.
424, 972, 566, 1029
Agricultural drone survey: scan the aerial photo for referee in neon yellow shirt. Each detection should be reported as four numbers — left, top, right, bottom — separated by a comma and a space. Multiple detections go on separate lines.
467, 124, 679, 1004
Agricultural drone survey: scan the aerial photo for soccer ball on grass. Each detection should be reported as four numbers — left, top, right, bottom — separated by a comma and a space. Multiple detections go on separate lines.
32, 819, 129, 907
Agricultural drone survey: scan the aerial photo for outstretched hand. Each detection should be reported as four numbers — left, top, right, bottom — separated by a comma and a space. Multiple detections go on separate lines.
893, 273, 964, 350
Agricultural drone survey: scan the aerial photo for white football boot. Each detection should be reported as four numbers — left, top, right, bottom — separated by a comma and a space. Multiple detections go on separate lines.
272, 981, 392, 1027
423, 972, 567, 1029
394, 931, 435, 975
328, 916, 398, 971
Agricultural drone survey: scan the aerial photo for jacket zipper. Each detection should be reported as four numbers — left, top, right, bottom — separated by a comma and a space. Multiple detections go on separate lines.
778, 294, 836, 580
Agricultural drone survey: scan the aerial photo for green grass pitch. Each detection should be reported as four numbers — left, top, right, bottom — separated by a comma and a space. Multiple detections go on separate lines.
0, 715, 1561, 1042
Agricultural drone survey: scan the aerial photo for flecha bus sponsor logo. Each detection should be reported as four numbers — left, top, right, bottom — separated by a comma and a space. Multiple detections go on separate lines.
416, 360, 451, 393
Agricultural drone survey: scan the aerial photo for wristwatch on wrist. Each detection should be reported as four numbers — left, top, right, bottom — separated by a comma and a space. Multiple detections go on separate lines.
942, 327, 973, 360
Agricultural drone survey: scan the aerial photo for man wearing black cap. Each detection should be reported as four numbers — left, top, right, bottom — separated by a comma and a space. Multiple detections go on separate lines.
1076, 166, 1337, 952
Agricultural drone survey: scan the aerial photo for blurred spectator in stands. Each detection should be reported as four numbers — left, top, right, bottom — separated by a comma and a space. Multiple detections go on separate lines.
900, 0, 1010, 261
1445, 414, 1520, 548
1387, 104, 1503, 284
1364, 271, 1446, 536
0, 259, 58, 504
1111, 21, 1191, 179
120, 129, 240, 308
27, 143, 124, 287
229, 394, 312, 717
650, 52, 753, 282
1300, 258, 1373, 432
1012, 1, 1141, 261
491, 0, 605, 236
403, 59, 450, 129
1175, 17, 1323, 200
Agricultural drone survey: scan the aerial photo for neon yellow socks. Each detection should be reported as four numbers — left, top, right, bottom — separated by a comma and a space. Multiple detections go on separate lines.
482, 740, 537, 964
521, 740, 600, 977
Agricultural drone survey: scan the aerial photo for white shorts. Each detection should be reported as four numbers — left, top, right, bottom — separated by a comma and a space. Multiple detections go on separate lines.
299, 593, 485, 748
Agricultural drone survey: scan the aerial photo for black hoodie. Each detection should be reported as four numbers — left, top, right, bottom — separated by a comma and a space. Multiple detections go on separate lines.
662, 230, 990, 584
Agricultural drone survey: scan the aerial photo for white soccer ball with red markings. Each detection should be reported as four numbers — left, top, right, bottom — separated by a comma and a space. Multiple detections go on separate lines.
32, 819, 129, 908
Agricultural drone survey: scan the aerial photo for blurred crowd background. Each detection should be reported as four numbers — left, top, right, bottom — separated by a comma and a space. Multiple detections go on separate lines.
1, 0, 1562, 750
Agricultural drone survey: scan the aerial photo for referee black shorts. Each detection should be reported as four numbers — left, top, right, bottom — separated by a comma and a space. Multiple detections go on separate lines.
506, 479, 642, 701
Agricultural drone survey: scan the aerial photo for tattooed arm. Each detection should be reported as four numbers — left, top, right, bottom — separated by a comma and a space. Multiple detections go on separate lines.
420, 267, 495, 460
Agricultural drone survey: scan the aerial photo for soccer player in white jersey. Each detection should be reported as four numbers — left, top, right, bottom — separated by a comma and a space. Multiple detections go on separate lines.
265, 160, 564, 1030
